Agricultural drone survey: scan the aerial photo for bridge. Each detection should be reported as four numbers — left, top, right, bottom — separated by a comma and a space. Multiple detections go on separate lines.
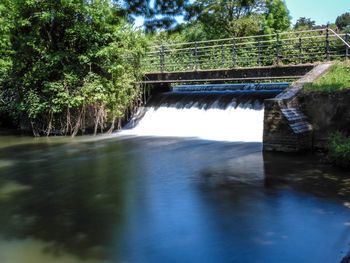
137, 29, 349, 153
141, 28, 350, 85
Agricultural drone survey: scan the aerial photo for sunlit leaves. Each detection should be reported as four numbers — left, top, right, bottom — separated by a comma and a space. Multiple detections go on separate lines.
1, 0, 147, 135
263, 0, 291, 34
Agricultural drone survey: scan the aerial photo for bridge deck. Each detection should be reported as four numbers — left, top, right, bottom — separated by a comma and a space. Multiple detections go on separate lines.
142, 64, 315, 85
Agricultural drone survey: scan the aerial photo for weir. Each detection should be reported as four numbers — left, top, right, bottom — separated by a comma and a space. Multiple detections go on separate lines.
120, 83, 287, 142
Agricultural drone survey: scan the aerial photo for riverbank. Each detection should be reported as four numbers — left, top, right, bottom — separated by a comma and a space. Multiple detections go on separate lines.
300, 61, 350, 168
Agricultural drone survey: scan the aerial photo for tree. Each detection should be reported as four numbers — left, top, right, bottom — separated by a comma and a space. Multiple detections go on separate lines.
294, 17, 316, 30
263, 0, 291, 34
185, 0, 265, 38
336, 12, 350, 32
182, 0, 291, 39
0, 0, 13, 83
2, 0, 146, 136
0, 0, 15, 124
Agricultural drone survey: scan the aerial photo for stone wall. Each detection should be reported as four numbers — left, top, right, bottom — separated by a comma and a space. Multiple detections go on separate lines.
263, 63, 332, 152
263, 100, 312, 152
299, 90, 350, 149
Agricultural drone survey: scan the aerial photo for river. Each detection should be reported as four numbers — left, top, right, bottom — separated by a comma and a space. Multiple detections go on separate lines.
0, 89, 349, 263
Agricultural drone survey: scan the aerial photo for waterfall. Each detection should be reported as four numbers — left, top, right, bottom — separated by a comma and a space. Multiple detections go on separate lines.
119, 84, 286, 142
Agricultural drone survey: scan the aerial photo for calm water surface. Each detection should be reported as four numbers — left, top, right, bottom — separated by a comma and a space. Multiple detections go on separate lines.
0, 135, 349, 263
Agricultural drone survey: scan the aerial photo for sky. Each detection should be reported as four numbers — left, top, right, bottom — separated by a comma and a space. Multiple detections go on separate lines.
285, 0, 349, 25
134, 0, 349, 28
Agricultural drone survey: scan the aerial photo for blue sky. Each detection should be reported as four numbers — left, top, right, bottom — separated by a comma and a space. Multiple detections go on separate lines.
285, 0, 349, 25
134, 0, 349, 28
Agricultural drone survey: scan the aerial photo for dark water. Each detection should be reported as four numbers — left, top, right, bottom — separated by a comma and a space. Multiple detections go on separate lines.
0, 135, 349, 263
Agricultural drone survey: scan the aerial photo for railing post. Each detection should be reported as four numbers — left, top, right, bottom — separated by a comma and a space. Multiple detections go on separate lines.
257, 40, 261, 66
194, 41, 198, 70
346, 33, 349, 60
232, 38, 236, 68
298, 37, 303, 64
160, 45, 165, 73
221, 43, 225, 68
275, 33, 280, 65
325, 25, 330, 61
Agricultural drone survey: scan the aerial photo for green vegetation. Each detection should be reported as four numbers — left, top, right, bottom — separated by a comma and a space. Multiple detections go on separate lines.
168, 0, 291, 40
336, 12, 350, 33
303, 62, 350, 92
184, 0, 265, 38
0, 2, 12, 86
0, 0, 147, 136
262, 0, 291, 34
293, 17, 316, 30
328, 132, 350, 169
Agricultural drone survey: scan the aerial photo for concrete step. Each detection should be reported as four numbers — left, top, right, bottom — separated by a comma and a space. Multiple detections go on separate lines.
289, 121, 313, 134
281, 107, 312, 134
281, 108, 307, 122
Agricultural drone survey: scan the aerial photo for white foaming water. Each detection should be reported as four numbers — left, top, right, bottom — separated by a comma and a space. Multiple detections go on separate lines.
120, 98, 265, 142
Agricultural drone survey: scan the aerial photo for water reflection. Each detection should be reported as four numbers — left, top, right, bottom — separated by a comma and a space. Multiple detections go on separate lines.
0, 136, 349, 263
264, 152, 350, 200
200, 149, 264, 187
0, 138, 135, 262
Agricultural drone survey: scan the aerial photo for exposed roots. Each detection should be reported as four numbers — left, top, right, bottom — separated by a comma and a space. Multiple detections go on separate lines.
26, 86, 147, 137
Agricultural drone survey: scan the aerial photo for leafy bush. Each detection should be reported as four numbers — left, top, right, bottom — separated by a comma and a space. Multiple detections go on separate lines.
0, 0, 147, 136
328, 132, 350, 169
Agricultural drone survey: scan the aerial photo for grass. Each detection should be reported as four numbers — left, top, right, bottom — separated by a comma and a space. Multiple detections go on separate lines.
328, 132, 350, 169
303, 61, 350, 92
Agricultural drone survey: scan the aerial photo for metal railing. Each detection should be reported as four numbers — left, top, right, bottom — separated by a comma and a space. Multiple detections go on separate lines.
142, 28, 350, 73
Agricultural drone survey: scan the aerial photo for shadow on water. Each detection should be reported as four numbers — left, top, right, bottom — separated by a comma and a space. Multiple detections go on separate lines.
0, 138, 139, 262
263, 152, 350, 201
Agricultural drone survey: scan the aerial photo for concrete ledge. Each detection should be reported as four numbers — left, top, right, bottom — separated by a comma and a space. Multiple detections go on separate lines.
272, 63, 333, 102
143, 64, 315, 84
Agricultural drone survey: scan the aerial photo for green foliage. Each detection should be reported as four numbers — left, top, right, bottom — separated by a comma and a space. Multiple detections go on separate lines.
263, 0, 291, 34
154, 0, 292, 40
0, 0, 15, 119
1, 0, 147, 135
328, 132, 350, 169
294, 17, 316, 30
185, 0, 264, 38
226, 14, 263, 37
0, 0, 13, 83
304, 62, 350, 92
178, 22, 210, 42
335, 12, 350, 32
